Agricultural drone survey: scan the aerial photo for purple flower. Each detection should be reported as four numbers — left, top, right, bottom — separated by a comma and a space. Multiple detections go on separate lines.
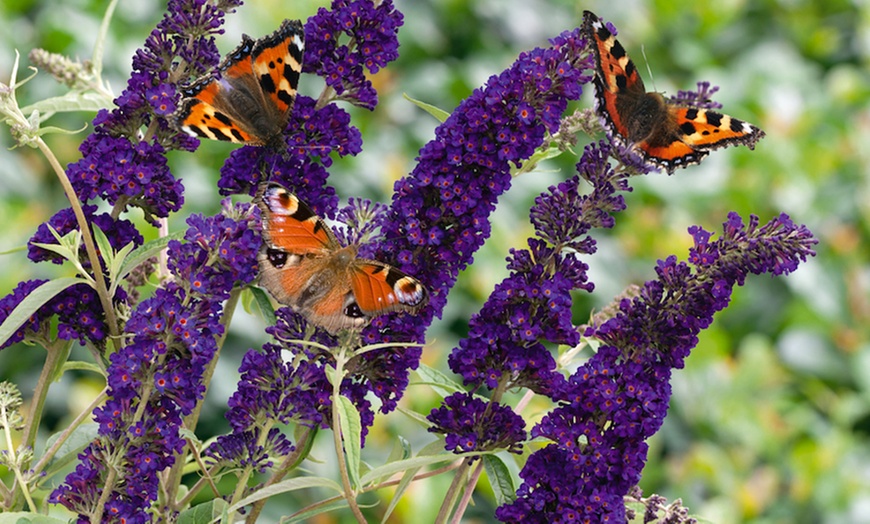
333, 197, 387, 246
205, 428, 295, 473
52, 202, 260, 519
496, 210, 817, 522
668, 81, 724, 110
65, 131, 184, 224
448, 143, 627, 395
60, 0, 240, 222
222, 305, 378, 445
0, 280, 50, 349
346, 29, 590, 414
0, 278, 125, 350
224, 318, 333, 434
427, 393, 526, 455
304, 0, 404, 108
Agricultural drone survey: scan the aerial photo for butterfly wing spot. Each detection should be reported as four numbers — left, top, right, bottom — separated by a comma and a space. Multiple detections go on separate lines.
349, 263, 428, 315
263, 248, 303, 270
256, 183, 338, 252
343, 298, 367, 320
393, 276, 428, 307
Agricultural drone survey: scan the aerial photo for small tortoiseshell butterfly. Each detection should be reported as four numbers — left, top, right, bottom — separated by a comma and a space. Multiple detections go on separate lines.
582, 11, 765, 173
256, 183, 428, 334
173, 19, 304, 149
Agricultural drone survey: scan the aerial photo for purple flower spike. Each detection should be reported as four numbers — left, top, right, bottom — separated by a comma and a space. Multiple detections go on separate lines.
52, 202, 260, 519
496, 210, 816, 523
343, 29, 590, 416
447, 142, 628, 395
304, 0, 404, 108
427, 393, 526, 455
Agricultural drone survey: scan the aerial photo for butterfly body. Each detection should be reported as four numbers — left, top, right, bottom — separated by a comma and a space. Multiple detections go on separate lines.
582, 11, 765, 173
174, 19, 304, 148
256, 183, 428, 333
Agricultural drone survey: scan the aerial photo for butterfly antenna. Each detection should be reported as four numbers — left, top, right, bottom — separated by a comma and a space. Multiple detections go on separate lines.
640, 45, 657, 92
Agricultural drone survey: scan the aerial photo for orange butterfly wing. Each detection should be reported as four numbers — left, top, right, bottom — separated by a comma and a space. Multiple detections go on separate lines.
256, 182, 338, 310
349, 262, 428, 315
246, 23, 303, 116
256, 183, 338, 253
174, 19, 304, 147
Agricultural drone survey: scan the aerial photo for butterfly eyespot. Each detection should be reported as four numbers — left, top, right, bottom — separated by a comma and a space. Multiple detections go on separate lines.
266, 248, 288, 268
344, 302, 365, 319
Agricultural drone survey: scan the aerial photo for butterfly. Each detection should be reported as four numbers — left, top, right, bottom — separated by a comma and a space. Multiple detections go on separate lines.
173, 19, 304, 149
255, 182, 429, 334
582, 11, 765, 173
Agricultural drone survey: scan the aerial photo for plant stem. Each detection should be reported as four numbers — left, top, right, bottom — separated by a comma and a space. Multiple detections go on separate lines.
34, 387, 108, 476
36, 137, 120, 341
331, 351, 366, 523
435, 458, 469, 524
450, 460, 484, 524
91, 464, 117, 523
2, 402, 37, 511
21, 338, 72, 452
245, 426, 314, 523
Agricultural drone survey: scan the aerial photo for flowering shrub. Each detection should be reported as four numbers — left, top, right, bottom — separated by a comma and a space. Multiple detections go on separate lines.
0, 1, 816, 522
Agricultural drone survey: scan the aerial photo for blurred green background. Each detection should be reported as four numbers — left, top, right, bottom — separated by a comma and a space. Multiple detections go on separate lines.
1, 0, 868, 522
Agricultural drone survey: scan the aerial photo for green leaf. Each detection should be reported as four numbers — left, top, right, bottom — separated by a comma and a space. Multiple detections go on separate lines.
396, 405, 432, 428
117, 231, 184, 282
249, 286, 278, 325
110, 241, 136, 282
413, 364, 466, 398
177, 499, 229, 524
20, 91, 115, 117
361, 447, 486, 486
338, 395, 362, 488
93, 0, 120, 81
92, 224, 113, 268
511, 145, 564, 177
35, 123, 90, 138
0, 245, 26, 255
380, 438, 449, 523
369, 436, 411, 487
29, 241, 77, 265
228, 477, 343, 514
391, 436, 411, 462
483, 454, 516, 506
42, 422, 99, 479
283, 499, 350, 523
0, 277, 89, 348
402, 93, 450, 123
59, 360, 104, 376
